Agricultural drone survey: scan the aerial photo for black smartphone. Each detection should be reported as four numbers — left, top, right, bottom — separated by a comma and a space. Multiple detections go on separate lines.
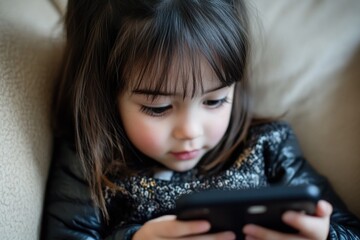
175, 185, 320, 240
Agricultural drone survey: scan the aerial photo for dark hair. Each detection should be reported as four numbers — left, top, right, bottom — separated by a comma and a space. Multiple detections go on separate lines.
54, 0, 252, 220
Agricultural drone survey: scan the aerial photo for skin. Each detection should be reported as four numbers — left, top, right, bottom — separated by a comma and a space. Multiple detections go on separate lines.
243, 200, 333, 240
131, 201, 332, 240
119, 62, 333, 239
119, 62, 234, 173
132, 215, 236, 240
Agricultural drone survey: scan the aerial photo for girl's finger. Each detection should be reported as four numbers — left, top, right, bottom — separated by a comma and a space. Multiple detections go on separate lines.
243, 224, 306, 240
282, 200, 332, 239
148, 214, 177, 222
149, 215, 235, 239
316, 200, 333, 218
160, 221, 210, 237
146, 215, 211, 238
178, 231, 236, 240
135, 215, 209, 239
244, 236, 259, 240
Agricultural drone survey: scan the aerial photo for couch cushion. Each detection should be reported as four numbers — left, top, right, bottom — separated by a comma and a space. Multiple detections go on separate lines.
250, 0, 360, 217
0, 0, 63, 238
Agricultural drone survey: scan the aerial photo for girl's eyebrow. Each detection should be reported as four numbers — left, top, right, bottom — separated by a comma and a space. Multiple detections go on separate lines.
132, 83, 229, 96
132, 89, 173, 96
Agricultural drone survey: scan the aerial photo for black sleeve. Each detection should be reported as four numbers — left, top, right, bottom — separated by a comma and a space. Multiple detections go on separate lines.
40, 139, 141, 240
264, 123, 360, 239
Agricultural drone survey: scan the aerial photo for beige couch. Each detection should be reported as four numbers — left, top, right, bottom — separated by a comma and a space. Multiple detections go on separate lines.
250, 0, 360, 219
0, 0, 359, 239
0, 0, 63, 239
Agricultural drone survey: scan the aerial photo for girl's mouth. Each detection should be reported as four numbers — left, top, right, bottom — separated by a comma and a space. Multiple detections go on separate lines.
170, 150, 200, 160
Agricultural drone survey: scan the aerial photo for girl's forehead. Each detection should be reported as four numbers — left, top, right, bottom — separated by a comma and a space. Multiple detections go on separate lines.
126, 58, 224, 97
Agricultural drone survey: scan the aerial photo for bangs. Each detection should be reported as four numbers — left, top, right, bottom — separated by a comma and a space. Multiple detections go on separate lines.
124, 49, 228, 99
110, 0, 248, 98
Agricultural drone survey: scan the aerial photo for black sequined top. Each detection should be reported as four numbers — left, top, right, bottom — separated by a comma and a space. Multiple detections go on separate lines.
42, 121, 360, 240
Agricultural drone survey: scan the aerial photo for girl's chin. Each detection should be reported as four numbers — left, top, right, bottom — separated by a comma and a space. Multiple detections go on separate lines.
166, 160, 200, 172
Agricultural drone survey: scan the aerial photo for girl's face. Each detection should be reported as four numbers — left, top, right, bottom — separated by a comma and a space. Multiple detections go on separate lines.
118, 64, 234, 172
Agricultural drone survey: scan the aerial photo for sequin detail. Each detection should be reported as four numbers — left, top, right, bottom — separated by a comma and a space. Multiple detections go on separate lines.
104, 122, 291, 227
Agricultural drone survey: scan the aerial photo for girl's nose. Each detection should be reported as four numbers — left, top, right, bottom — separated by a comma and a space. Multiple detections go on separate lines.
172, 112, 203, 141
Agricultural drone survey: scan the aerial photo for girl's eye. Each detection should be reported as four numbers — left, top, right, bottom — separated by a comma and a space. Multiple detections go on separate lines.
203, 97, 230, 108
140, 105, 172, 117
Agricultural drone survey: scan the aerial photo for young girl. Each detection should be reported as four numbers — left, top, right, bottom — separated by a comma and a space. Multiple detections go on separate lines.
41, 0, 360, 239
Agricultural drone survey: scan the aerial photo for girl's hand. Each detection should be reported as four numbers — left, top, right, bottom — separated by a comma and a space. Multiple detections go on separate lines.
242, 200, 333, 240
132, 215, 236, 240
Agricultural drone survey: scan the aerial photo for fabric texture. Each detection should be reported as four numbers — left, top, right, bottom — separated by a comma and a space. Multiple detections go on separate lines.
0, 0, 63, 239
41, 122, 360, 239
1, 0, 360, 239
249, 0, 360, 217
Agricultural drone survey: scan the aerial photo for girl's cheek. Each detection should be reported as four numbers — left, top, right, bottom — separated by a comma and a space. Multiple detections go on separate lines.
208, 109, 232, 144
210, 121, 228, 144
127, 123, 166, 155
